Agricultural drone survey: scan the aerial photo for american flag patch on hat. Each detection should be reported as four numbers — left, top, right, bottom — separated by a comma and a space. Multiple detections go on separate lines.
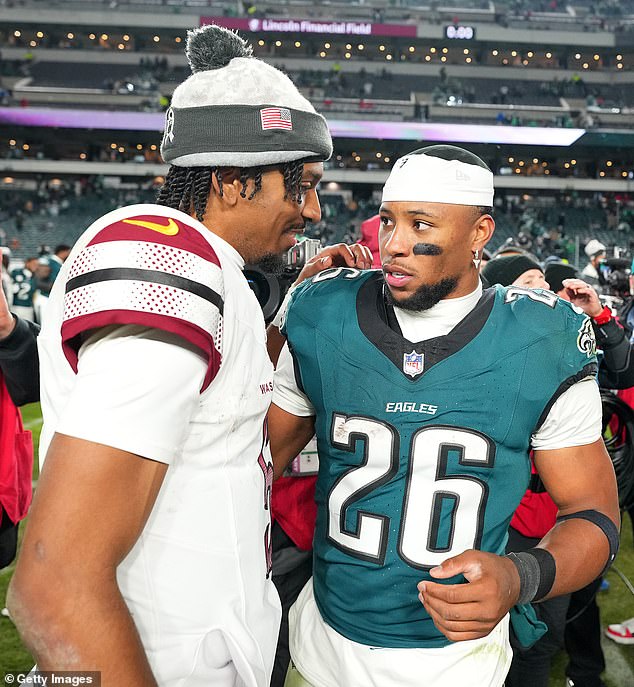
260, 107, 293, 131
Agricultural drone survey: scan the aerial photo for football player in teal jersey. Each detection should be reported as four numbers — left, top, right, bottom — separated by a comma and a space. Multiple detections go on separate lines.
10, 257, 39, 322
267, 145, 620, 687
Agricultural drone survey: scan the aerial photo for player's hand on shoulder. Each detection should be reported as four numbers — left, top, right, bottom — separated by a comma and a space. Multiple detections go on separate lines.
417, 549, 520, 642
561, 278, 603, 318
293, 243, 373, 287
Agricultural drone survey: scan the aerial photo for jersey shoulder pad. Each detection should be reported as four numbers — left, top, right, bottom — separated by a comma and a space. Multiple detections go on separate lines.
498, 285, 597, 362
61, 209, 224, 391
283, 267, 374, 333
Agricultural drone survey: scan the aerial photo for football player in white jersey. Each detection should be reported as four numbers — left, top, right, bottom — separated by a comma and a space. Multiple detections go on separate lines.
7, 25, 370, 687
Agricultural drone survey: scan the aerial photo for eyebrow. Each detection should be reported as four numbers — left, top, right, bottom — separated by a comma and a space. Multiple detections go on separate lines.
379, 206, 440, 219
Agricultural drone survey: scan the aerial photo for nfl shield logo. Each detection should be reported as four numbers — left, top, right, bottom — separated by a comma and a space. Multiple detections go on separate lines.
403, 350, 424, 377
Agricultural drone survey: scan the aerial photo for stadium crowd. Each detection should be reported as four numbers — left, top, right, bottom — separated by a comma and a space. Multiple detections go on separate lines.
0, 9, 634, 687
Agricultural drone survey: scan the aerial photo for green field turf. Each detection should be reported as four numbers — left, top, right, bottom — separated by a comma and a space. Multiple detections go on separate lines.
2, 403, 634, 684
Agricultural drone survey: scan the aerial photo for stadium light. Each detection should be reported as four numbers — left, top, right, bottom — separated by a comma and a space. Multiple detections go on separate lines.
324, 42, 330, 49
36, 31, 43, 38
546, 52, 552, 58
295, 41, 301, 48
345, 44, 351, 50
425, 56, 431, 61
379, 45, 385, 51
358, 44, 364, 50
492, 50, 498, 56
67, 33, 74, 40
345, 52, 351, 59
13, 30, 20, 37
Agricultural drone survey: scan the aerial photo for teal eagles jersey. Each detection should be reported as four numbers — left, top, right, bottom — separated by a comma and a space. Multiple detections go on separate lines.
282, 268, 598, 649
10, 267, 35, 307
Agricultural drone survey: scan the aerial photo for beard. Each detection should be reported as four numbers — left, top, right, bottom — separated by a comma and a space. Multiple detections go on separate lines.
253, 252, 286, 276
385, 276, 458, 312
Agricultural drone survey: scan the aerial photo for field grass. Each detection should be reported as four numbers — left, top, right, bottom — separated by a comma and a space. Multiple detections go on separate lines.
1, 403, 634, 684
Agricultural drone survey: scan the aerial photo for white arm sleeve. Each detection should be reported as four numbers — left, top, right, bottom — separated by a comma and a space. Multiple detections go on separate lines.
56, 325, 207, 464
272, 342, 315, 417
531, 376, 602, 451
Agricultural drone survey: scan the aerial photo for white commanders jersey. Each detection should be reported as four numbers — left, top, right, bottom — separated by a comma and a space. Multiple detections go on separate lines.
37, 203, 281, 687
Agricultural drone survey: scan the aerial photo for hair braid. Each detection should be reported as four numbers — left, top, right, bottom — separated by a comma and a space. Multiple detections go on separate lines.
180, 169, 196, 216
156, 166, 189, 210
250, 167, 263, 200
282, 160, 304, 203
214, 168, 224, 197
193, 167, 213, 222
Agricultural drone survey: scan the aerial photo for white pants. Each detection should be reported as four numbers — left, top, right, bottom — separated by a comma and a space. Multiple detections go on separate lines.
289, 580, 512, 687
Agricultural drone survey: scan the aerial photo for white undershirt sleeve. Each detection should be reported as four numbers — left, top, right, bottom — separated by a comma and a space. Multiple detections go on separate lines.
56, 324, 207, 464
272, 342, 315, 417
530, 376, 602, 451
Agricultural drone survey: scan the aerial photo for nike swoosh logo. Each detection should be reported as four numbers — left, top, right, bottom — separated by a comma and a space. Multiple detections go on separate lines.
122, 217, 180, 235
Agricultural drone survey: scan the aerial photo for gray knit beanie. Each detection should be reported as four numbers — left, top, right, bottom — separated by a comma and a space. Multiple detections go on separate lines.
160, 24, 333, 167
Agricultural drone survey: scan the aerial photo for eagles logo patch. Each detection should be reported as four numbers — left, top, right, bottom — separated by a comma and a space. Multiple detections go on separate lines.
577, 317, 597, 358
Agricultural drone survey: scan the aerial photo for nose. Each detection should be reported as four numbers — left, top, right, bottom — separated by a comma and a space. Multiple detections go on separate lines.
302, 188, 321, 223
381, 222, 409, 259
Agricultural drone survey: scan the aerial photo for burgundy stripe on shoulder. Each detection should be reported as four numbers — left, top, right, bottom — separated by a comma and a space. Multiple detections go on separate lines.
61, 310, 221, 392
88, 214, 220, 267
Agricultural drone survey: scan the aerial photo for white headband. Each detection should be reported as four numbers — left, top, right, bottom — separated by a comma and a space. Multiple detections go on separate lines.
381, 154, 494, 207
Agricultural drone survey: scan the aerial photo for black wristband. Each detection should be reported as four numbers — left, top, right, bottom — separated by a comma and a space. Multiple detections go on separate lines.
506, 548, 556, 605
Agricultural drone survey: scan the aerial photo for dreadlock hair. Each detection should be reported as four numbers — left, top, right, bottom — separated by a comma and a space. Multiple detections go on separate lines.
156, 160, 305, 222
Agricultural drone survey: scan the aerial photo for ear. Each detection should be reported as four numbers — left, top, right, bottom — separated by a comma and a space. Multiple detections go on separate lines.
210, 167, 242, 207
472, 213, 495, 254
